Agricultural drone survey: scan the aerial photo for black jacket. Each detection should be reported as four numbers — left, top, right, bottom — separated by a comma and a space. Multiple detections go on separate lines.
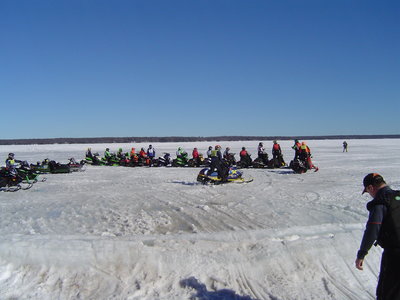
357, 186, 400, 259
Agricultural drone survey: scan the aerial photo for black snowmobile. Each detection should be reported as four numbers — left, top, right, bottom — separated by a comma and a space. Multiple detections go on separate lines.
289, 158, 308, 174
252, 153, 269, 168
0, 167, 34, 192
223, 153, 237, 167
48, 160, 71, 173
269, 154, 287, 169
237, 154, 252, 169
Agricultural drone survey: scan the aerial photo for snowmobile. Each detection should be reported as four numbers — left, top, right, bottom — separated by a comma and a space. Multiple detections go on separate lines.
48, 160, 71, 173
31, 159, 51, 173
289, 158, 308, 174
268, 154, 287, 169
137, 155, 152, 167
156, 153, 172, 167
16, 161, 43, 183
188, 154, 207, 167
84, 153, 105, 166
223, 153, 237, 167
197, 166, 253, 185
172, 152, 189, 167
0, 167, 33, 191
237, 154, 252, 169
252, 153, 269, 169
101, 154, 121, 166
68, 158, 86, 172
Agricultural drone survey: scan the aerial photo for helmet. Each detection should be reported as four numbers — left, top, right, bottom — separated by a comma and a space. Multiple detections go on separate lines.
242, 147, 245, 150
106, 148, 109, 151
295, 139, 299, 143
178, 147, 182, 151
259, 142, 263, 146
273, 140, 277, 144
118, 148, 122, 152
8, 153, 14, 158
226, 147, 230, 150
149, 145, 152, 148
208, 146, 212, 150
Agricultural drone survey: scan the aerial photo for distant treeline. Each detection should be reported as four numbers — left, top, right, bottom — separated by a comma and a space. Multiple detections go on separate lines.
0, 135, 399, 145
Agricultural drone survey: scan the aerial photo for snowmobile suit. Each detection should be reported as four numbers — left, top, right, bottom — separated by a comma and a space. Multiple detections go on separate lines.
192, 149, 199, 159
147, 147, 155, 159
272, 143, 282, 161
210, 150, 227, 182
5, 158, 17, 176
192, 149, 200, 167
357, 186, 400, 299
292, 141, 301, 159
139, 150, 147, 158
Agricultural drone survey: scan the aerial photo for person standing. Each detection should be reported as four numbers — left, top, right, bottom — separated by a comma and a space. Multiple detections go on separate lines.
272, 140, 282, 161
257, 142, 269, 165
355, 173, 400, 299
292, 139, 302, 160
147, 145, 156, 161
343, 141, 348, 152
209, 145, 227, 182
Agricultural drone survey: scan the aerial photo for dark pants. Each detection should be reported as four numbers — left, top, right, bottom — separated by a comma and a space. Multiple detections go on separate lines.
377, 249, 400, 300
210, 158, 227, 181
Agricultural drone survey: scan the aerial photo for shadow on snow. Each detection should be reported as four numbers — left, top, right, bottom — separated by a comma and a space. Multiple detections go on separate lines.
180, 276, 257, 300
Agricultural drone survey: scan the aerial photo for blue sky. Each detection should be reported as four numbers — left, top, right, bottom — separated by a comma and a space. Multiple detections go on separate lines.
1, 0, 399, 139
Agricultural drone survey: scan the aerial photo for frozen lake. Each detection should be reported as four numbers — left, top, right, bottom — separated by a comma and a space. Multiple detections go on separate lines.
1, 139, 399, 299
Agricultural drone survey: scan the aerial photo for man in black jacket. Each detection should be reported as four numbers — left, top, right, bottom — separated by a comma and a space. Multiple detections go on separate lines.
355, 173, 400, 300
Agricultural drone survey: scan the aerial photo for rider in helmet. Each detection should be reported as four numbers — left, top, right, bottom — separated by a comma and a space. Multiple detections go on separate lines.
117, 148, 124, 159
176, 147, 187, 159
209, 145, 227, 182
5, 153, 20, 176
223, 147, 231, 159
206, 146, 213, 158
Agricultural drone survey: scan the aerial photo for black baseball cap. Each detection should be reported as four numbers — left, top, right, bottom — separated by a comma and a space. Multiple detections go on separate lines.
362, 173, 386, 194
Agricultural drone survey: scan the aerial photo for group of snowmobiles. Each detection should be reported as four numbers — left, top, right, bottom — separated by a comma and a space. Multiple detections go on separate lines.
1, 140, 318, 190
0, 156, 85, 192
84, 148, 206, 168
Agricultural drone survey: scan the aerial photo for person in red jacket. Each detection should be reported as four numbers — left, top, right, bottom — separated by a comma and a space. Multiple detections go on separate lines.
272, 140, 282, 161
192, 147, 200, 167
239, 147, 252, 167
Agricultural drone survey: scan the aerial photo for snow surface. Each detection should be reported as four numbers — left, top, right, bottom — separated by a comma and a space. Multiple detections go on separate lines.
1, 139, 400, 300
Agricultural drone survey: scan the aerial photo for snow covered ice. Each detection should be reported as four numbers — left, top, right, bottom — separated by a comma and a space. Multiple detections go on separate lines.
1, 139, 399, 299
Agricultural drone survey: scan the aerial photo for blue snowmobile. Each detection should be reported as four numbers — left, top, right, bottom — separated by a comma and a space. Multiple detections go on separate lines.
197, 166, 253, 184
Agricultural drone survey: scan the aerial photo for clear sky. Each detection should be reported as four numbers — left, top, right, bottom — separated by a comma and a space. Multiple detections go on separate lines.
1, 0, 399, 139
